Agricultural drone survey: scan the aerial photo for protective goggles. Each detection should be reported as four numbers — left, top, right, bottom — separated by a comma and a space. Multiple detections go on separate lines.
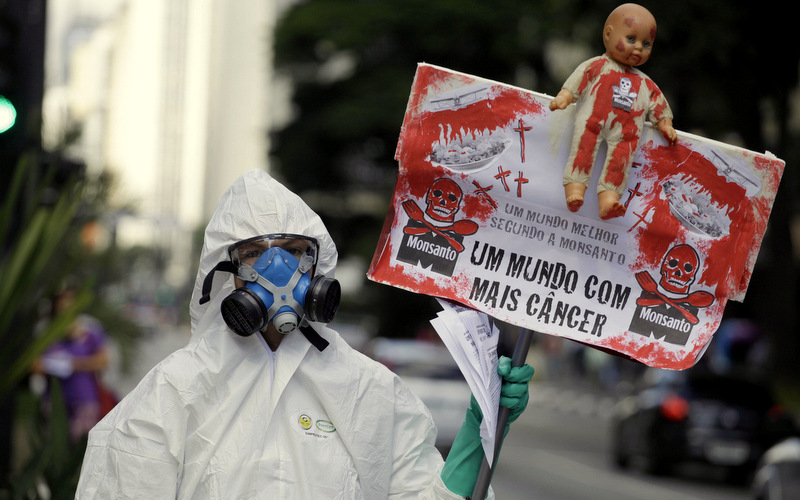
228, 233, 319, 270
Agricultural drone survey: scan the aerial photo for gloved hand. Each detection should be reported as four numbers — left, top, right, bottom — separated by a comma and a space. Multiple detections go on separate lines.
441, 356, 534, 497
498, 356, 534, 423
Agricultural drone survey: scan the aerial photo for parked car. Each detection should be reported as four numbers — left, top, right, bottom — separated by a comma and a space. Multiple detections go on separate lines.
610, 368, 796, 481
751, 437, 800, 500
363, 337, 472, 456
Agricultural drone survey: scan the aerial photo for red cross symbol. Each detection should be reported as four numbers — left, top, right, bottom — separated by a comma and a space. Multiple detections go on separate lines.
494, 165, 511, 192
625, 182, 644, 209
513, 118, 533, 162
514, 171, 529, 198
627, 206, 652, 232
472, 180, 497, 208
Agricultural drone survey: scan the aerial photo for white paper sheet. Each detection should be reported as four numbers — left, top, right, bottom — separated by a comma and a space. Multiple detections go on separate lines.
430, 298, 502, 465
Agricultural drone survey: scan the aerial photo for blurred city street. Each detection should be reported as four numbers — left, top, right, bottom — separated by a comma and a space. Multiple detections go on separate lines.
491, 376, 751, 500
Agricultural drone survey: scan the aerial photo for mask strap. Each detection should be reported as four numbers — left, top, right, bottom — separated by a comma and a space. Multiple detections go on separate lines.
299, 323, 329, 352
199, 261, 238, 304
298, 252, 314, 274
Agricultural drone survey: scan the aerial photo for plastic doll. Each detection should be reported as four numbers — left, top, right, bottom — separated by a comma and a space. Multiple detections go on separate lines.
549, 3, 677, 220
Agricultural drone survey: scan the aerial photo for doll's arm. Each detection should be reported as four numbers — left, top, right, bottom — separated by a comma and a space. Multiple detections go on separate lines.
657, 118, 678, 145
549, 89, 575, 111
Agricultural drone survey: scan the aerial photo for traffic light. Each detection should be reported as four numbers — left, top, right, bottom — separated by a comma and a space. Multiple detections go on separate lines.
0, 94, 16, 138
0, 0, 45, 187
0, 95, 15, 133
0, 10, 19, 137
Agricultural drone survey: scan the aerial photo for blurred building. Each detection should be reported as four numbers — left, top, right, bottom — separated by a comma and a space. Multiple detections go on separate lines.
43, 0, 293, 287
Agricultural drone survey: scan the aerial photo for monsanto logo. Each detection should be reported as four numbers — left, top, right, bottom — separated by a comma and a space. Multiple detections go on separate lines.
628, 244, 715, 345
395, 178, 478, 276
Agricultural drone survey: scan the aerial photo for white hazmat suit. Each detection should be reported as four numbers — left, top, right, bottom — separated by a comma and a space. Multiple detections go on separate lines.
76, 170, 468, 499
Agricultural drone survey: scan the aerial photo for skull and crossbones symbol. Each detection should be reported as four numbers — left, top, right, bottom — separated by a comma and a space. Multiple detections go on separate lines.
400, 178, 478, 252
635, 244, 714, 325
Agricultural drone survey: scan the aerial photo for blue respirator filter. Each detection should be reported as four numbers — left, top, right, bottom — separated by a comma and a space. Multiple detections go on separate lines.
220, 246, 340, 337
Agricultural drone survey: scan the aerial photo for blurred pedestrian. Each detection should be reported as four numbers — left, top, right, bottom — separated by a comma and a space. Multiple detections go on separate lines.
32, 285, 113, 441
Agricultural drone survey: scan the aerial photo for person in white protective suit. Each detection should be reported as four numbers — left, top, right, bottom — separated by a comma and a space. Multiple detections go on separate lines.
76, 169, 534, 499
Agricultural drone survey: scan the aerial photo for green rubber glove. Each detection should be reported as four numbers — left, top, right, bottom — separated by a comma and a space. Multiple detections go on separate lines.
440, 394, 484, 497
441, 356, 535, 496
497, 356, 535, 423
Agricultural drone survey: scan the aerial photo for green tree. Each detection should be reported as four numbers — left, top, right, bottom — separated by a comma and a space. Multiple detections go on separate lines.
0, 155, 90, 495
0, 156, 146, 496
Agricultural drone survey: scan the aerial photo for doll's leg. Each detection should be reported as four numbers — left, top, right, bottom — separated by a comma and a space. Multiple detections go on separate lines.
597, 191, 626, 220
564, 183, 587, 212
563, 119, 602, 212
597, 134, 638, 220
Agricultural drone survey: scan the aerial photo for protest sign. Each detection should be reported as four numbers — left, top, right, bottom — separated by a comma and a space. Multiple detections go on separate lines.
368, 64, 785, 370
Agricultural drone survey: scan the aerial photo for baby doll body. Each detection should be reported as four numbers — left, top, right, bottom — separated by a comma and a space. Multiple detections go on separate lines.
550, 3, 677, 220
560, 54, 673, 218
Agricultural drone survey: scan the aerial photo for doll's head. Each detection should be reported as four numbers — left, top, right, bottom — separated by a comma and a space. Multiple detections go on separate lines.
603, 3, 657, 67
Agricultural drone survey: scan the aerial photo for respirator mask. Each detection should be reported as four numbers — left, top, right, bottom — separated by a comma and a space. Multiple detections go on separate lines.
199, 234, 340, 351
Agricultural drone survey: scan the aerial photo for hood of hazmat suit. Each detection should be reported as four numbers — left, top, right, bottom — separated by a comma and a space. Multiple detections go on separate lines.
76, 170, 464, 499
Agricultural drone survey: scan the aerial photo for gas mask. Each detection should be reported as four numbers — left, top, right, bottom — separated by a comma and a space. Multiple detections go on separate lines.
199, 234, 340, 351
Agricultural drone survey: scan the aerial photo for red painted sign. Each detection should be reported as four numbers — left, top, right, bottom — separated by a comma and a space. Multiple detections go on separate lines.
368, 64, 785, 370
